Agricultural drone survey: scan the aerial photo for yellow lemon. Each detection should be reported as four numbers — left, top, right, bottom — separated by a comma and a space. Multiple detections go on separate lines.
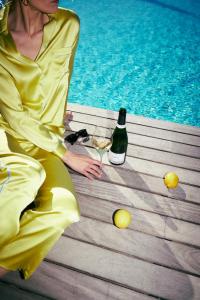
114, 209, 132, 229
163, 172, 179, 189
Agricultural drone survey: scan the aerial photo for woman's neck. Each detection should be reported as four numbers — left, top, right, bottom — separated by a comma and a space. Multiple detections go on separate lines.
9, 1, 49, 36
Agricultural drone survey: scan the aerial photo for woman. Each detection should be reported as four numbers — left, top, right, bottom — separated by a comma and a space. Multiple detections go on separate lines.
0, 0, 102, 280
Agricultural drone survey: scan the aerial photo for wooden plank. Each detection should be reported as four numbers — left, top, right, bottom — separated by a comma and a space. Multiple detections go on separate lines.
101, 166, 200, 203
2, 262, 155, 300
73, 173, 200, 224
68, 103, 200, 136
71, 144, 200, 187
0, 281, 49, 300
71, 163, 200, 205
65, 216, 200, 276
124, 144, 200, 172
65, 131, 200, 172
74, 192, 200, 247
47, 236, 200, 300
67, 121, 200, 158
70, 111, 200, 146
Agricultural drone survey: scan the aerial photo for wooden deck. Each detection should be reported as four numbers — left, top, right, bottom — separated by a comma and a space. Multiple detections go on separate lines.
1, 103, 200, 300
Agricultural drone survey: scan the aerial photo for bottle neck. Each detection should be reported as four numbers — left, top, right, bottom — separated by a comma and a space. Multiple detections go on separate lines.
116, 123, 126, 129
117, 108, 126, 126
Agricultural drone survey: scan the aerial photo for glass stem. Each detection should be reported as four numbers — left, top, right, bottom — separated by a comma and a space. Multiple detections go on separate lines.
98, 150, 104, 163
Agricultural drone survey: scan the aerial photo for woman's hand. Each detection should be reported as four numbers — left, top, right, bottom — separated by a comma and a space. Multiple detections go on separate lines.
62, 150, 103, 180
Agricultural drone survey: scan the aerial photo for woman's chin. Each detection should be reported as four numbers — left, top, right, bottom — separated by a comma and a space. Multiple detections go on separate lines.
49, 8, 59, 13
42, 1, 59, 14
45, 6, 59, 14
50, 0, 59, 11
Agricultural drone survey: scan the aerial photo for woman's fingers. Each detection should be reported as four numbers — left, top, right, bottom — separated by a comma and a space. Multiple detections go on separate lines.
63, 150, 103, 180
88, 164, 102, 177
82, 156, 102, 167
84, 171, 94, 181
87, 167, 102, 178
84, 168, 101, 180
92, 159, 102, 168
84, 161, 103, 180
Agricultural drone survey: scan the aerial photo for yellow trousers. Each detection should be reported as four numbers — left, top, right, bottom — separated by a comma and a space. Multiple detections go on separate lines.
0, 134, 80, 280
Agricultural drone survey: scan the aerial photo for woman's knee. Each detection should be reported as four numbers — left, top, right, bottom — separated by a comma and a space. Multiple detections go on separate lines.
52, 187, 80, 223
0, 155, 46, 230
59, 207, 80, 226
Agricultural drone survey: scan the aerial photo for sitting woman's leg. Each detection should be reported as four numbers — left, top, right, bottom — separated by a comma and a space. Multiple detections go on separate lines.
0, 150, 80, 280
0, 152, 46, 277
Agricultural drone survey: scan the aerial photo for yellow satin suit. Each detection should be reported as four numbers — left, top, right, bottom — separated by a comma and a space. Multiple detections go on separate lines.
0, 4, 80, 280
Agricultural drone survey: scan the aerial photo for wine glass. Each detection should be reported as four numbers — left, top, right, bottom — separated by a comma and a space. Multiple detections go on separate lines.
91, 126, 112, 162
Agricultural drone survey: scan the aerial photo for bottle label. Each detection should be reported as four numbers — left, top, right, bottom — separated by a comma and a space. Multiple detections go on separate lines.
108, 150, 125, 164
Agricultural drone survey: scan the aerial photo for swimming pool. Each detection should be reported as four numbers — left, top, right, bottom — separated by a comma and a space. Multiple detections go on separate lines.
59, 0, 200, 127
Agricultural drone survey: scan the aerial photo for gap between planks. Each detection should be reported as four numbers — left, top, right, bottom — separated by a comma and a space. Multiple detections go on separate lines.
67, 103, 200, 137
0, 281, 52, 300
68, 111, 200, 146
46, 236, 200, 300
70, 167, 200, 205
67, 121, 200, 159
1, 261, 157, 300
64, 215, 200, 276
69, 143, 200, 187
45, 259, 164, 300
65, 129, 200, 172
74, 190, 200, 248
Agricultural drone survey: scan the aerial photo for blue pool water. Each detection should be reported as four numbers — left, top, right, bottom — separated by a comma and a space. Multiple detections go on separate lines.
59, 0, 200, 127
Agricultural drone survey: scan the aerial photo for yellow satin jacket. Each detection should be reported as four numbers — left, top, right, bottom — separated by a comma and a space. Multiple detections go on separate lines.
0, 3, 80, 157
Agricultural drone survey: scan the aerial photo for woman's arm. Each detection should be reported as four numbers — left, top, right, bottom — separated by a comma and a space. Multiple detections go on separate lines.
0, 67, 66, 159
0, 67, 103, 179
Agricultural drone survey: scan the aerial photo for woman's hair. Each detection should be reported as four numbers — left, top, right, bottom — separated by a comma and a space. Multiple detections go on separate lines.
0, 0, 15, 15
10, 0, 17, 11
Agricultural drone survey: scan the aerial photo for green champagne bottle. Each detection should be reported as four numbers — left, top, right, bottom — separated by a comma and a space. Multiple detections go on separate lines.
108, 108, 128, 165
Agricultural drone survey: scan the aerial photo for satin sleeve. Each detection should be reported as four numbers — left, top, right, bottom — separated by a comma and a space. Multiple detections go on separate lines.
0, 67, 66, 159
